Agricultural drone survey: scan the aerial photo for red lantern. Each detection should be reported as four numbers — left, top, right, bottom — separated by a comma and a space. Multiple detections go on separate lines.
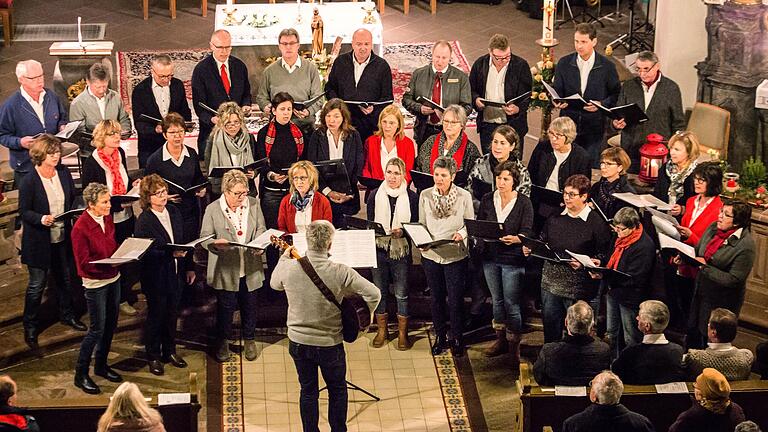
638, 133, 668, 184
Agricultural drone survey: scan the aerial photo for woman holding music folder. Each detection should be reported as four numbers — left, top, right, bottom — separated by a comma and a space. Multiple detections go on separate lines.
205, 102, 257, 196
277, 161, 333, 234
523, 174, 611, 343
366, 157, 418, 350
416, 104, 480, 182
19, 135, 85, 350
306, 98, 364, 228
82, 119, 141, 316
362, 105, 416, 184
70, 183, 122, 395
652, 130, 700, 214
134, 174, 191, 376
417, 156, 474, 357
467, 125, 532, 208
475, 160, 533, 364
200, 169, 267, 363
589, 147, 636, 221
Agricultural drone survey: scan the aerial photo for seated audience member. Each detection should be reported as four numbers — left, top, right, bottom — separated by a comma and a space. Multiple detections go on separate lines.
97, 382, 165, 432
669, 368, 745, 432
362, 105, 415, 183
735, 421, 763, 432
561, 371, 654, 432
611, 300, 685, 384
416, 104, 481, 179
70, 63, 132, 137
0, 375, 40, 432
206, 102, 257, 195
533, 301, 610, 386
757, 341, 768, 380
589, 147, 635, 220
684, 308, 754, 381
277, 161, 333, 234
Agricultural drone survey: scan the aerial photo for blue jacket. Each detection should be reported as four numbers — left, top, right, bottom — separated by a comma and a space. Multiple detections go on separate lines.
0, 89, 67, 173
553, 52, 620, 136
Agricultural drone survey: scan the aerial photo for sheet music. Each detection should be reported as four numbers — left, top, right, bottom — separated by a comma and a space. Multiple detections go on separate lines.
554, 386, 587, 397
613, 192, 673, 211
157, 393, 191, 405
542, 81, 560, 99
169, 234, 215, 249
55, 121, 82, 139
648, 208, 681, 240
292, 230, 377, 268
251, 229, 285, 249
658, 233, 698, 261
655, 382, 689, 394
90, 237, 154, 264
402, 224, 435, 246
565, 250, 599, 269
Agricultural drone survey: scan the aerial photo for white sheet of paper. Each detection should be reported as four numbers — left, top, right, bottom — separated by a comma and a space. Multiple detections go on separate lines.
542, 80, 561, 99
565, 250, 598, 269
402, 224, 434, 246
157, 393, 191, 405
250, 229, 285, 249
554, 386, 587, 397
90, 237, 154, 264
55, 121, 82, 139
292, 230, 377, 268
651, 215, 681, 241
655, 382, 689, 394
641, 194, 674, 211
612, 192, 673, 211
176, 234, 215, 248
658, 233, 698, 261
125, 184, 141, 197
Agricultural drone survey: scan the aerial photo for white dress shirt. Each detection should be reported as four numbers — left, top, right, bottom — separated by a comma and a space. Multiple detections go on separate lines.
281, 57, 302, 74
641, 73, 661, 110
214, 58, 230, 84
561, 205, 591, 221
353, 54, 371, 86
151, 79, 171, 117
546, 149, 571, 191
642, 333, 669, 345
484, 58, 508, 124
88, 87, 107, 119
20, 87, 46, 127
40, 170, 66, 243
576, 52, 595, 95
493, 190, 517, 223
380, 141, 398, 176
162, 142, 190, 168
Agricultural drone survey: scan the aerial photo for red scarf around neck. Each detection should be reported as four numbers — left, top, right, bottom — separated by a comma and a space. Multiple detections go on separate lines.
265, 120, 304, 160
97, 148, 126, 195
607, 224, 644, 270
429, 132, 468, 174
704, 228, 737, 261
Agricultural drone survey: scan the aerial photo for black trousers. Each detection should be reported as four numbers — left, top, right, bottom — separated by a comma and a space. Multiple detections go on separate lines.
144, 274, 183, 359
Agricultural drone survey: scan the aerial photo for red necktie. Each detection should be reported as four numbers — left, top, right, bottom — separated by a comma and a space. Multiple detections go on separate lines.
220, 63, 231, 95
429, 72, 442, 124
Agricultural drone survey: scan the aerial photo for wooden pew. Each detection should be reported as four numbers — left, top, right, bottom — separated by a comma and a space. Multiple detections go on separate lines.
515, 363, 768, 432
24, 373, 201, 432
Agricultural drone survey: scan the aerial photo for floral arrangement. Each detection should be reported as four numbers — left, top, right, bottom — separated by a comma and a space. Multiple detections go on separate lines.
529, 49, 555, 112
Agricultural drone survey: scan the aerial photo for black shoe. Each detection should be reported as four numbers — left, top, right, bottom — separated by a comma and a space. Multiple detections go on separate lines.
61, 318, 87, 331
451, 339, 465, 357
24, 329, 38, 350
163, 353, 188, 369
148, 359, 164, 376
94, 366, 123, 383
74, 373, 101, 394
431, 335, 449, 356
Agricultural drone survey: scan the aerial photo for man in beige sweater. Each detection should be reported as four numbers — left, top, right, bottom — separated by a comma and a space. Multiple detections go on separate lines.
684, 308, 754, 381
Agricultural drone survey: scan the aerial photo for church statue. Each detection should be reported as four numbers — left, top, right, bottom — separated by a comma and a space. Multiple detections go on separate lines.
311, 8, 324, 56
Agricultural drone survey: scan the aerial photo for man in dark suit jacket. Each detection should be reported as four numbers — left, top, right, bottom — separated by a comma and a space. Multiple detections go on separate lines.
612, 51, 686, 173
402, 41, 472, 147
325, 29, 393, 145
132, 54, 192, 168
469, 34, 532, 154
611, 300, 685, 385
562, 371, 655, 432
192, 29, 252, 160
553, 23, 620, 168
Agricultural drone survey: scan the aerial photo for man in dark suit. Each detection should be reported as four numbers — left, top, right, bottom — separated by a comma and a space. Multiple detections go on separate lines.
403, 41, 472, 148
325, 28, 393, 144
469, 33, 532, 154
132, 54, 192, 168
553, 23, 620, 168
192, 29, 252, 160
611, 51, 686, 173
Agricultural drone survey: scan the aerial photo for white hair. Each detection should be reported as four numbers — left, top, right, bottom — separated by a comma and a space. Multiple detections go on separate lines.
565, 301, 593, 335
591, 371, 624, 405
15, 60, 42, 79
306, 220, 335, 252
638, 300, 669, 334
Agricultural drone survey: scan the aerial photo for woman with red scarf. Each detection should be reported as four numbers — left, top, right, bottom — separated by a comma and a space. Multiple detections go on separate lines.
687, 200, 756, 348
592, 207, 656, 357
415, 104, 480, 187
82, 120, 141, 317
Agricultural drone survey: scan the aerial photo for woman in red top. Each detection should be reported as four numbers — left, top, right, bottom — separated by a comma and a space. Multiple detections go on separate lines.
362, 105, 415, 183
70, 182, 121, 395
277, 160, 332, 234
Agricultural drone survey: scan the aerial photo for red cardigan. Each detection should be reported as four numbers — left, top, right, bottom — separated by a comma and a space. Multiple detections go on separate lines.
362, 135, 415, 183
680, 195, 723, 246
277, 192, 333, 234
71, 211, 119, 280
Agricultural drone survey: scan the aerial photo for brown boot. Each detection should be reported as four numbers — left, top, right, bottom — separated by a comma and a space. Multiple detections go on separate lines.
372, 313, 388, 348
484, 329, 509, 357
396, 314, 411, 351
507, 332, 522, 366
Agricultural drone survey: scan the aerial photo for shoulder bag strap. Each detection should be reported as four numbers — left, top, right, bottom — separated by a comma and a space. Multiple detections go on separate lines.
297, 256, 343, 312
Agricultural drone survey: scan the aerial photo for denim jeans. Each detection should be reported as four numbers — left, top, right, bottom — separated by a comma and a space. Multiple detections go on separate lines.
23, 241, 75, 332
371, 249, 409, 316
145, 275, 183, 359
482, 261, 525, 332
422, 257, 467, 339
289, 341, 347, 432
76, 279, 121, 374
541, 289, 600, 343
606, 294, 641, 357
216, 278, 258, 340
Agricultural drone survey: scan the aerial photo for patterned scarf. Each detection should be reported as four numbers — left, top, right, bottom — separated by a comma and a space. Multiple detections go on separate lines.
596, 177, 622, 212
429, 132, 468, 174
666, 160, 697, 202
210, 128, 253, 168
431, 183, 458, 219
265, 120, 304, 159
703, 228, 737, 261
97, 148, 126, 195
607, 224, 644, 270
290, 189, 314, 212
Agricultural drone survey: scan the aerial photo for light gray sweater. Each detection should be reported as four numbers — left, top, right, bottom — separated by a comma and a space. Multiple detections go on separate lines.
255, 58, 323, 129
418, 186, 474, 264
270, 249, 380, 347
69, 88, 132, 133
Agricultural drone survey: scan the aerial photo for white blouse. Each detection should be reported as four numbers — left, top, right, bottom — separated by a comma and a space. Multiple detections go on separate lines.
39, 170, 66, 243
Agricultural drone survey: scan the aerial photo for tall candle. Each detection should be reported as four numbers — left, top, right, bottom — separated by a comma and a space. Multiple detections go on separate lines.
226, 0, 233, 6
542, 0, 555, 43
77, 17, 83, 45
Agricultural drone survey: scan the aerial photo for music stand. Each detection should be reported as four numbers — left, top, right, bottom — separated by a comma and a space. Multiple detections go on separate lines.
606, 0, 654, 53
556, 0, 605, 30
320, 380, 380, 401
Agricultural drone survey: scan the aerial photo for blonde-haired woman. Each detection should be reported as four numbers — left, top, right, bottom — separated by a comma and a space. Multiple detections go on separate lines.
277, 160, 332, 234
653, 130, 701, 215
97, 382, 165, 432
362, 105, 415, 183
206, 102, 257, 195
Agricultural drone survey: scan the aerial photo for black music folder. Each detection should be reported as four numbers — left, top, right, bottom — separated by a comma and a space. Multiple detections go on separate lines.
358, 176, 384, 190
410, 170, 433, 191
530, 185, 563, 208
208, 158, 268, 178
293, 92, 326, 111
518, 234, 571, 263
54, 207, 85, 221
478, 91, 532, 108
344, 215, 387, 236
465, 219, 505, 241
164, 178, 209, 195
592, 101, 648, 127
343, 99, 394, 109
416, 96, 446, 112
314, 159, 353, 195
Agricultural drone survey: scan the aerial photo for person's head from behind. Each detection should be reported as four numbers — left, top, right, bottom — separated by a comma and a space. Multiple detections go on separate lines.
306, 220, 335, 253
735, 421, 763, 432
97, 382, 162, 432
0, 375, 16, 407
694, 368, 732, 413
565, 300, 593, 336
707, 308, 738, 344
86, 63, 111, 99
636, 300, 669, 335
589, 371, 623, 405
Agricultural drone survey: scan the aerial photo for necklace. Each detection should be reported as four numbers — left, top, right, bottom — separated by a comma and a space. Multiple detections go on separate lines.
224, 205, 244, 237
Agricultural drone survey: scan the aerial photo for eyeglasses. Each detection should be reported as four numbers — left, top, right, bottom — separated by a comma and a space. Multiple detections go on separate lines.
225, 121, 242, 127
443, 120, 462, 126
152, 189, 168, 197
612, 224, 629, 232
228, 190, 248, 198
547, 131, 565, 140
23, 74, 44, 81
636, 63, 658, 74
153, 72, 174, 79
105, 131, 120, 136
492, 54, 512, 62
693, 177, 706, 183
279, 41, 299, 47
292, 176, 309, 182
719, 209, 733, 218
211, 43, 232, 50
599, 161, 619, 167
165, 129, 185, 136
562, 191, 582, 199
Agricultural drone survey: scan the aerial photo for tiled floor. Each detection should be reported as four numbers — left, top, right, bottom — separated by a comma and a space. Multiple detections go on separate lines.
232, 327, 457, 432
